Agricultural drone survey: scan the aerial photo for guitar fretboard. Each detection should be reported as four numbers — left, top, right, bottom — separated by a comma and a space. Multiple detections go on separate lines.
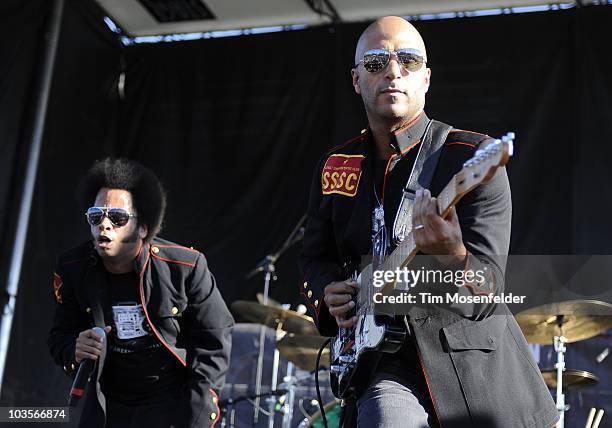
380, 175, 458, 275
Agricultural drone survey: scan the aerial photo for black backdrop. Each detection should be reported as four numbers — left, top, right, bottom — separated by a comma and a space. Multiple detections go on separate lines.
1, 1, 611, 425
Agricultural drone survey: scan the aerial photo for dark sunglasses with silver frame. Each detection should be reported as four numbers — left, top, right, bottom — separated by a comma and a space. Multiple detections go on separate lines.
85, 206, 137, 227
355, 47, 427, 73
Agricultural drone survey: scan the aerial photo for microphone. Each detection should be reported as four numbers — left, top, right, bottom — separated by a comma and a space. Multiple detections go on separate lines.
68, 327, 106, 407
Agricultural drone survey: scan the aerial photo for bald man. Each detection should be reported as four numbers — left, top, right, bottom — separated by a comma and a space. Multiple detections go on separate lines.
300, 16, 558, 428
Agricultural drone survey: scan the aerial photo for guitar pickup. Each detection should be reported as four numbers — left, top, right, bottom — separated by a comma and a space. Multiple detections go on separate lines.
402, 188, 416, 199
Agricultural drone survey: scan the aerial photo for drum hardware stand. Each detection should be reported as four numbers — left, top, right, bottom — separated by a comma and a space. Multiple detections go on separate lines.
279, 361, 296, 428
279, 368, 329, 428
219, 389, 288, 428
245, 215, 306, 426
553, 315, 569, 428
266, 324, 285, 428
515, 300, 612, 428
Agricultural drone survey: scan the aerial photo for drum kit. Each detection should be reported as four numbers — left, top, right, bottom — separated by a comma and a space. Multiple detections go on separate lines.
220, 299, 611, 428
220, 215, 338, 428
223, 216, 611, 427
515, 299, 612, 428
223, 299, 334, 428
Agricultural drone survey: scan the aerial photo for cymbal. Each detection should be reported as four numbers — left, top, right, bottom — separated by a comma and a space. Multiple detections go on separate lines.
232, 300, 317, 335
277, 334, 330, 371
256, 293, 282, 307
515, 300, 612, 344
540, 369, 599, 391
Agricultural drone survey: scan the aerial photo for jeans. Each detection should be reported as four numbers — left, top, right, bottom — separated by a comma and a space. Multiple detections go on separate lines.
357, 372, 436, 428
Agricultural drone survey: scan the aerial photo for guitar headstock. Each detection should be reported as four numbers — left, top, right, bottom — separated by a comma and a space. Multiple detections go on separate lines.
454, 132, 514, 197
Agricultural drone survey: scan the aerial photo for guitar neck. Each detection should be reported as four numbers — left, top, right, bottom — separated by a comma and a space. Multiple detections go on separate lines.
380, 177, 459, 273
366, 134, 513, 297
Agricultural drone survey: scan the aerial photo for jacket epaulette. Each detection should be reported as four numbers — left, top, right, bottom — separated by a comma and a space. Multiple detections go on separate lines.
325, 129, 369, 155
445, 129, 491, 148
57, 238, 202, 271
148, 239, 201, 267
326, 128, 489, 156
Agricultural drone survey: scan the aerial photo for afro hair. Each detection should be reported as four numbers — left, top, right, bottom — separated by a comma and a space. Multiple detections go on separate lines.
79, 158, 166, 243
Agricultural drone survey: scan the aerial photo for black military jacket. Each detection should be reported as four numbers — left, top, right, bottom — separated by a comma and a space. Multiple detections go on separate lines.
300, 114, 512, 330
48, 237, 234, 428
299, 115, 559, 428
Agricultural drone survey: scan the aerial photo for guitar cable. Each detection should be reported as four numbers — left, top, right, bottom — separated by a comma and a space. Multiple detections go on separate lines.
315, 337, 332, 428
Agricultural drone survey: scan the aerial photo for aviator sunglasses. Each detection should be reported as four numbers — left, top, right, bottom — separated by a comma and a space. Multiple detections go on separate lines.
356, 48, 426, 73
85, 207, 137, 227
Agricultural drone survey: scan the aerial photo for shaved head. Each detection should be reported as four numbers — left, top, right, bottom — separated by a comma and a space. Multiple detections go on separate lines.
355, 16, 427, 65
350, 16, 431, 134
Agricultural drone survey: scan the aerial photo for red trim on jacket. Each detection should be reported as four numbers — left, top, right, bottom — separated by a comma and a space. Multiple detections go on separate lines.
414, 338, 443, 427
445, 141, 476, 148
154, 244, 200, 252
300, 288, 322, 320
448, 129, 488, 137
151, 253, 196, 267
138, 244, 187, 367
210, 388, 220, 427
70, 387, 84, 397
298, 275, 323, 321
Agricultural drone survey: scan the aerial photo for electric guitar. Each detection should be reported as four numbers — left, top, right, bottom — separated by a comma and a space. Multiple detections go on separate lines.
329, 133, 515, 399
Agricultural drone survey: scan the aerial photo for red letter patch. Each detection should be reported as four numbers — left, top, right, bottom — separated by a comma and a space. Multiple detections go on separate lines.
53, 272, 63, 303
321, 154, 364, 197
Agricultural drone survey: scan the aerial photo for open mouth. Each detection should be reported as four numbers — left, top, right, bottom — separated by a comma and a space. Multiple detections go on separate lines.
97, 235, 113, 248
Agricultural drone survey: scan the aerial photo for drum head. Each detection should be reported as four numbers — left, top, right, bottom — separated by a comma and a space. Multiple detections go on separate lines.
305, 400, 341, 428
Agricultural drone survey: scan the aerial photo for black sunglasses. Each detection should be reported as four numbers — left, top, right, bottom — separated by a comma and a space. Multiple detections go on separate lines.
356, 48, 426, 73
85, 207, 137, 227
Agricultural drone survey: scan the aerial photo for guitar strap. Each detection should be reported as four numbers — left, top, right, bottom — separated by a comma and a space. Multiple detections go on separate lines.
339, 122, 454, 428
392, 120, 453, 245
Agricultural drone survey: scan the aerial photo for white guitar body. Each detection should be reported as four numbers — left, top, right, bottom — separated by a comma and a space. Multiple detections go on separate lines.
330, 266, 406, 398
354, 314, 385, 351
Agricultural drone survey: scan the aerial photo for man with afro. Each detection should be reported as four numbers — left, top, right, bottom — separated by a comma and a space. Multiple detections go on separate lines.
48, 158, 233, 428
